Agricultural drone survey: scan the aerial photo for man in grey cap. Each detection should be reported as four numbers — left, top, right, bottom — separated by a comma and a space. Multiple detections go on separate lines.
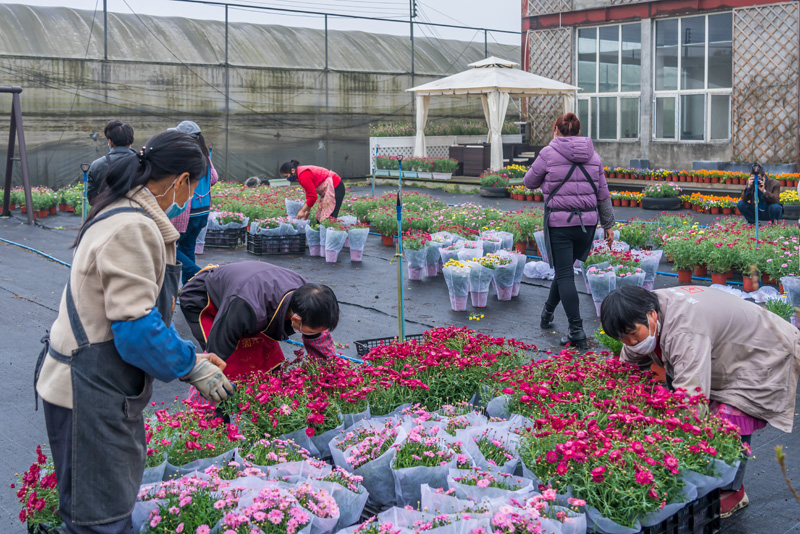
86, 120, 136, 203
168, 120, 218, 283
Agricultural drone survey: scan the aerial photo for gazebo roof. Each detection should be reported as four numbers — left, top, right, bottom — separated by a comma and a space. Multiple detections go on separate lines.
408, 56, 579, 97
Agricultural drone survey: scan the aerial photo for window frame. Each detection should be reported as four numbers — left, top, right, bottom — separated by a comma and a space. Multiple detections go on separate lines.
575, 22, 642, 142
652, 13, 732, 143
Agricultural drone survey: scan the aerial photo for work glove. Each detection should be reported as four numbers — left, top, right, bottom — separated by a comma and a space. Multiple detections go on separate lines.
181, 358, 235, 403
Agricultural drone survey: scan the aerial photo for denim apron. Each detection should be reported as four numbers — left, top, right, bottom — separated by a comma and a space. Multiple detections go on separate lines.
542, 163, 598, 267
35, 207, 181, 526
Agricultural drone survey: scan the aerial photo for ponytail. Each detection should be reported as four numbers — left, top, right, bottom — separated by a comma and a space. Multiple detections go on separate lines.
76, 130, 207, 246
554, 113, 581, 137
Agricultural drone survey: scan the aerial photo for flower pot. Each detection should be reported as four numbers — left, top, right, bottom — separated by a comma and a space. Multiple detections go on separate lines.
526, 194, 534, 201
425, 264, 438, 277
677, 269, 693, 283
683, 202, 691, 209
763, 274, 778, 286
408, 267, 423, 281
780, 283, 785, 294
514, 242, 527, 254
49, 206, 57, 215
693, 265, 707, 277
325, 249, 340, 263
512, 282, 521, 297
350, 250, 363, 262
20, 205, 27, 213
710, 272, 728, 285
726, 269, 734, 279
309, 245, 321, 256
735, 207, 742, 216
449, 294, 468, 311
742, 275, 758, 293
479, 186, 509, 198
642, 197, 682, 211
722, 207, 732, 215
470, 291, 488, 308
712, 177, 720, 184
710, 207, 720, 214
58, 203, 69, 212
612, 199, 621, 207
496, 285, 513, 301
37, 209, 48, 218
381, 234, 395, 246
534, 194, 543, 201
621, 199, 630, 207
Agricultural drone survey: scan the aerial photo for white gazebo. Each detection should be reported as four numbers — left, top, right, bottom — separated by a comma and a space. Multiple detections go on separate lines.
407, 56, 579, 172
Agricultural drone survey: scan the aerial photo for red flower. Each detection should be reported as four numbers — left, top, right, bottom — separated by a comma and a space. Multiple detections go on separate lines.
591, 466, 606, 483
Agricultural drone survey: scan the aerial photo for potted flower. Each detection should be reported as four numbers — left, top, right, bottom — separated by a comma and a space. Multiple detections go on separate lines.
368, 207, 398, 246
780, 189, 800, 220
479, 172, 510, 198
705, 238, 738, 285
641, 182, 683, 210
432, 157, 458, 180
15, 446, 62, 534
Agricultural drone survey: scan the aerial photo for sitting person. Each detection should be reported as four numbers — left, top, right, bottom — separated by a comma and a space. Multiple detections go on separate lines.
736, 163, 782, 224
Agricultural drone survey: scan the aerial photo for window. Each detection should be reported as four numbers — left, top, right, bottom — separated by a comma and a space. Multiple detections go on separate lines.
576, 23, 641, 141
653, 13, 732, 141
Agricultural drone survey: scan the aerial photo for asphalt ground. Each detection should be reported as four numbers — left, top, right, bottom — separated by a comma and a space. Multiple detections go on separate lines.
0, 186, 798, 532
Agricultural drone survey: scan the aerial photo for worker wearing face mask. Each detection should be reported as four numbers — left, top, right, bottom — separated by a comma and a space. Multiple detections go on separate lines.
600, 285, 800, 519
179, 261, 340, 380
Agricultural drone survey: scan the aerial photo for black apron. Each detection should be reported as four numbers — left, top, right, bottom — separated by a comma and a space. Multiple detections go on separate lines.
542, 163, 599, 268
34, 207, 181, 525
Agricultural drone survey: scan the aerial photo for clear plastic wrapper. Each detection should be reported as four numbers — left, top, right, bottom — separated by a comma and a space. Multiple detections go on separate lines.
639, 481, 697, 527
680, 459, 740, 498
306, 225, 322, 256
443, 265, 471, 311
405, 248, 427, 281
440, 243, 463, 265
426, 242, 444, 277
493, 262, 516, 301
467, 261, 493, 308
586, 268, 616, 317
207, 212, 249, 231
614, 269, 645, 289
391, 455, 458, 508
348, 227, 370, 262
446, 468, 536, 502
457, 244, 483, 262
319, 225, 328, 257
533, 230, 548, 263
481, 238, 502, 255
325, 229, 348, 263
286, 198, 304, 219
585, 506, 641, 534
632, 249, 663, 291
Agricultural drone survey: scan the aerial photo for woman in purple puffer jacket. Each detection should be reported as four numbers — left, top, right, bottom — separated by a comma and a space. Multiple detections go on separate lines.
523, 113, 615, 348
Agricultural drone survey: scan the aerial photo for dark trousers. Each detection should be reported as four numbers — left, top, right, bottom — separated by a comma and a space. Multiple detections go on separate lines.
330, 181, 346, 218
546, 225, 596, 323
737, 200, 782, 224
43, 401, 132, 534
177, 213, 209, 285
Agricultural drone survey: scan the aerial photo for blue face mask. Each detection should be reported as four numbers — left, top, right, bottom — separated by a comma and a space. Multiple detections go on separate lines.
154, 178, 190, 218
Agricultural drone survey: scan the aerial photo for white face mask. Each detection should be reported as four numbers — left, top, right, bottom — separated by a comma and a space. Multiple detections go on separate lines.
627, 318, 660, 355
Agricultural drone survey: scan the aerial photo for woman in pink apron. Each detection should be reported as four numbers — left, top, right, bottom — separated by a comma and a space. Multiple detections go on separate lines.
280, 159, 345, 221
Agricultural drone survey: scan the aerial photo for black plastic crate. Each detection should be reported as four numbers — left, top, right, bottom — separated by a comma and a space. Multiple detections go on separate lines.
355, 334, 426, 357
247, 233, 306, 256
205, 227, 246, 249
640, 489, 720, 534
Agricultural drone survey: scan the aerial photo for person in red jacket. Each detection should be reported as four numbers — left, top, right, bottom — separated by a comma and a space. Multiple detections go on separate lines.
280, 159, 346, 220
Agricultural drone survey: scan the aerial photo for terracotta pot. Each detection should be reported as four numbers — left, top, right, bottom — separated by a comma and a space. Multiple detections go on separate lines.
677, 269, 693, 283
21, 205, 27, 213
725, 269, 734, 279
631, 200, 639, 207
693, 265, 708, 277
534, 194, 543, 201
712, 177, 720, 184
683, 202, 691, 209
612, 199, 621, 207
514, 242, 527, 254
722, 207, 732, 215
710, 272, 728, 285
710, 207, 720, 214
626, 174, 632, 180
58, 203, 69, 212
732, 177, 740, 185
735, 207, 742, 216
763, 274, 778, 286
780, 283, 785, 294
66, 205, 75, 212
742, 275, 758, 293
381, 234, 395, 246
526, 195, 534, 201
621, 199, 630, 207
49, 206, 57, 215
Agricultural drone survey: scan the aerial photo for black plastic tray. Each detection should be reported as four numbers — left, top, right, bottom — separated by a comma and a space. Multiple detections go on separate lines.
205, 227, 246, 249
354, 334, 425, 357
247, 233, 306, 255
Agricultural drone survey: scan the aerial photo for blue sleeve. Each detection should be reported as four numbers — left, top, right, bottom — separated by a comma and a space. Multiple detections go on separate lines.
111, 307, 196, 382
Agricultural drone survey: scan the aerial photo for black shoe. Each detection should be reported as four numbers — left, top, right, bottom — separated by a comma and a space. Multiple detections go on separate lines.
560, 319, 588, 350
540, 304, 556, 329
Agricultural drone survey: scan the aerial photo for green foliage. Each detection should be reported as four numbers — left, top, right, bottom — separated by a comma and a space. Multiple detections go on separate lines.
594, 327, 623, 356
765, 298, 795, 322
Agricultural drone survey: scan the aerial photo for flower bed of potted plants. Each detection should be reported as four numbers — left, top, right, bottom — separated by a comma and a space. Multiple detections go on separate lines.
479, 172, 511, 198
641, 182, 683, 210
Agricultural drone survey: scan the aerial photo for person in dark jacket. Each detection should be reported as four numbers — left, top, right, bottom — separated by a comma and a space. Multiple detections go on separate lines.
523, 113, 615, 348
180, 261, 339, 379
737, 164, 783, 224
86, 120, 136, 203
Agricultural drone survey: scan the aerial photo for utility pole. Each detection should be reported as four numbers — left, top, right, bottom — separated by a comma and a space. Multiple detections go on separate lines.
103, 0, 108, 60
410, 0, 417, 116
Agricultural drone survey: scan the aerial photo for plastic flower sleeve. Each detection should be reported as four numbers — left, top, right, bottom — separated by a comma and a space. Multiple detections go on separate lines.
446, 468, 536, 502
585, 505, 641, 534
336, 519, 414, 534
781, 276, 800, 309
325, 229, 348, 263
343, 405, 371, 429
443, 265, 471, 311
586, 267, 616, 316
342, 425, 409, 509
319, 225, 328, 257
426, 516, 494, 534
481, 238, 502, 255
485, 395, 510, 419
614, 269, 646, 288
594, 228, 620, 242
456, 425, 520, 475
510, 252, 526, 297
426, 242, 444, 277
311, 417, 345, 460
533, 231, 548, 263
308, 479, 369, 531
639, 481, 697, 527
440, 244, 463, 265
391, 454, 458, 508
467, 261, 493, 308
251, 222, 281, 236
580, 260, 610, 295
545, 505, 586, 534
348, 227, 370, 262
163, 448, 238, 479
493, 262, 516, 301
496, 231, 514, 250
286, 199, 304, 219
208, 213, 249, 231
280, 427, 322, 458
142, 454, 168, 484
419, 484, 505, 515
633, 250, 663, 291
430, 231, 454, 248
457, 246, 483, 262
306, 225, 322, 256
405, 248, 428, 281
681, 459, 740, 498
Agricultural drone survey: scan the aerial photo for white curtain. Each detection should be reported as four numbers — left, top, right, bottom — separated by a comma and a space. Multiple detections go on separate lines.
562, 92, 576, 114
413, 94, 431, 157
484, 90, 510, 171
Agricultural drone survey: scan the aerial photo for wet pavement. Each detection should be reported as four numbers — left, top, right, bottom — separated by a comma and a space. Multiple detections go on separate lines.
0, 186, 797, 532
